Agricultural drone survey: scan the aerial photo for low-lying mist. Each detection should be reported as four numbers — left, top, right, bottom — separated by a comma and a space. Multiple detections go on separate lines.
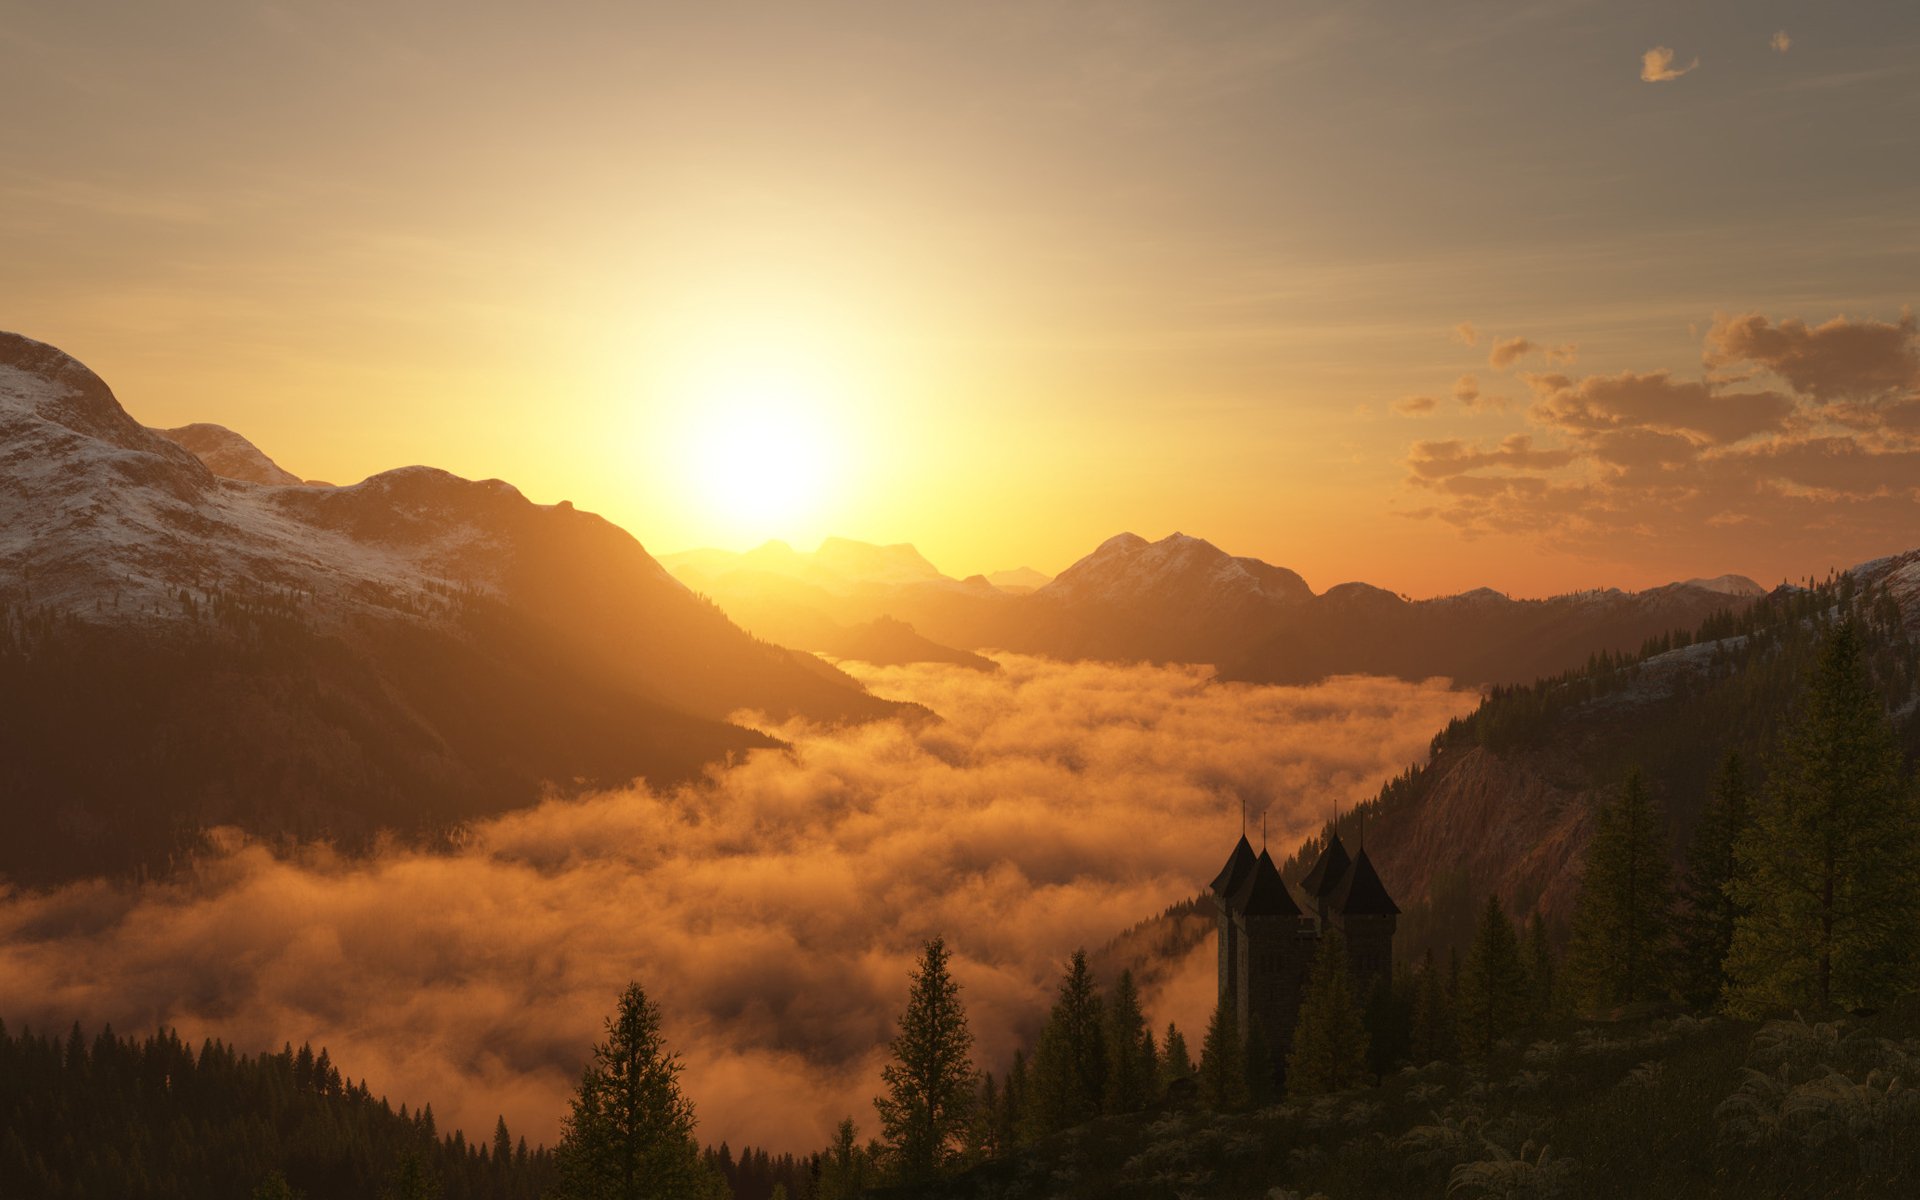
0, 655, 1475, 1152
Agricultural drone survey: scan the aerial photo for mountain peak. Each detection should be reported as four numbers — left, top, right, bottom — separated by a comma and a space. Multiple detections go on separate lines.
0, 330, 192, 459
154, 422, 305, 486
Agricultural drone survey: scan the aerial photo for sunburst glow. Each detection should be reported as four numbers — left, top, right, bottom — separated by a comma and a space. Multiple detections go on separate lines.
673, 354, 847, 541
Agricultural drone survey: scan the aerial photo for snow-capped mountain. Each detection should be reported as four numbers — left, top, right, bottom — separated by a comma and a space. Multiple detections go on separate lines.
0, 331, 896, 884
152, 422, 307, 486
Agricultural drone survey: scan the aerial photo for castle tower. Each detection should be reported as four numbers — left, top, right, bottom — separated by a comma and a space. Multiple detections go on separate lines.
1299, 831, 1351, 932
1226, 849, 1316, 1056
1209, 834, 1257, 1008
1326, 846, 1400, 998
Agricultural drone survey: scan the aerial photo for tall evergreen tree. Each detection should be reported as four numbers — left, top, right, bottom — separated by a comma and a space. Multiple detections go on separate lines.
1159, 1022, 1193, 1084
1564, 769, 1676, 1011
1196, 998, 1247, 1111
1100, 970, 1158, 1114
1524, 913, 1555, 1021
1286, 929, 1369, 1096
1409, 949, 1454, 1064
1726, 622, 1920, 1014
874, 937, 977, 1184
553, 981, 719, 1200
814, 1119, 876, 1200
1677, 751, 1753, 1008
1457, 895, 1530, 1059
999, 1050, 1027, 1150
1024, 950, 1106, 1137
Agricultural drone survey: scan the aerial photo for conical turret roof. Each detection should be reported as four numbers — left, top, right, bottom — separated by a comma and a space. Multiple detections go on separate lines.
1330, 846, 1400, 916
1301, 831, 1352, 900
1230, 849, 1302, 917
1210, 834, 1257, 900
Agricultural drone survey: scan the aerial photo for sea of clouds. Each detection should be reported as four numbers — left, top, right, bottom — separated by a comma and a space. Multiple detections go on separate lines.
0, 655, 1475, 1153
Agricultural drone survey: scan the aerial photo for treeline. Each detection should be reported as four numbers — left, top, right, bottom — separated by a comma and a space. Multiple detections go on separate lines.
0, 1022, 555, 1199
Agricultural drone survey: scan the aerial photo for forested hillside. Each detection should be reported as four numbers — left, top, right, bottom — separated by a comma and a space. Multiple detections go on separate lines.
1288, 568, 1920, 961
0, 1022, 555, 1199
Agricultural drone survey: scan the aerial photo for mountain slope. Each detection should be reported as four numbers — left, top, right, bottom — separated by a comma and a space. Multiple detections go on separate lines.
0, 331, 896, 883
666, 528, 1769, 686
153, 422, 307, 485
1283, 568, 1920, 959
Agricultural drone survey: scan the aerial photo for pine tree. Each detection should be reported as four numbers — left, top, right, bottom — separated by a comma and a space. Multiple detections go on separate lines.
1100, 970, 1157, 1114
1726, 622, 1920, 1014
1564, 769, 1676, 1011
999, 1050, 1027, 1150
1363, 972, 1413, 1077
1677, 752, 1752, 1008
553, 981, 717, 1200
1409, 949, 1453, 1064
1524, 913, 1555, 1021
1159, 1022, 1193, 1084
1196, 998, 1247, 1111
1286, 929, 1369, 1096
814, 1119, 875, 1200
1024, 950, 1106, 1136
874, 936, 977, 1183
1457, 895, 1530, 1059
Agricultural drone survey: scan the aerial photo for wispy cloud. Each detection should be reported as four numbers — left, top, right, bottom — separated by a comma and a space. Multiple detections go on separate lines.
1641, 46, 1700, 83
1771, 30, 1792, 55
1395, 395, 1438, 416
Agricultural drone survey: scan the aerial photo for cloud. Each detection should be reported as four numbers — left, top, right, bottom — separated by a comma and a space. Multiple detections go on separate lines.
1401, 307, 1920, 564
0, 657, 1474, 1156
1488, 337, 1536, 369
1394, 395, 1438, 416
1771, 31, 1791, 54
1547, 344, 1578, 366
1641, 46, 1699, 83
1704, 311, 1919, 405
1452, 373, 1505, 414
1526, 369, 1795, 444
1406, 433, 1576, 480
1452, 322, 1480, 347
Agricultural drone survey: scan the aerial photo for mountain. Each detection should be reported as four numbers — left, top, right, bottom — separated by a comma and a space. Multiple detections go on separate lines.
0, 331, 898, 883
152, 422, 308, 486
1296, 561, 1920, 959
664, 527, 1772, 686
984, 566, 1051, 593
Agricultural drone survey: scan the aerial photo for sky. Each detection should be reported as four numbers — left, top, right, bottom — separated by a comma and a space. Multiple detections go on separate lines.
5, 0, 1920, 596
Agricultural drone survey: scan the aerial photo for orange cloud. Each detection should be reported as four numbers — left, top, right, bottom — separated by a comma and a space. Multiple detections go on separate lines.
1394, 395, 1438, 416
0, 657, 1474, 1155
1403, 309, 1920, 560
1641, 46, 1699, 83
1488, 337, 1537, 369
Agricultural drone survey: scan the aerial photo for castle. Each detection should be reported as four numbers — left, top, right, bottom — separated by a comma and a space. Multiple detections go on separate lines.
1209, 827, 1399, 1061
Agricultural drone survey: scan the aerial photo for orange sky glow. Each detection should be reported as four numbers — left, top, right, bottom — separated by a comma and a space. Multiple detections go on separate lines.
7, 2, 1920, 596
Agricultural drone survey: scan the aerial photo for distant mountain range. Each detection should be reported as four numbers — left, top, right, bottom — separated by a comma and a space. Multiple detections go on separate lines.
0, 331, 899, 882
666, 530, 1768, 687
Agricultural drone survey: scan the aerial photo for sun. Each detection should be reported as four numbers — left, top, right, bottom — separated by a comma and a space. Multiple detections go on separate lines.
677, 356, 843, 540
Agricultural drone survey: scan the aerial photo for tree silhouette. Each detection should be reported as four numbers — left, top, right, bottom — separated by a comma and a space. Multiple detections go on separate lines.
1025, 950, 1106, 1136
1726, 622, 1920, 1014
1677, 751, 1751, 1008
553, 982, 717, 1200
1287, 929, 1369, 1096
1457, 895, 1529, 1059
874, 936, 977, 1183
1101, 969, 1157, 1114
1196, 998, 1247, 1111
1565, 769, 1675, 1011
